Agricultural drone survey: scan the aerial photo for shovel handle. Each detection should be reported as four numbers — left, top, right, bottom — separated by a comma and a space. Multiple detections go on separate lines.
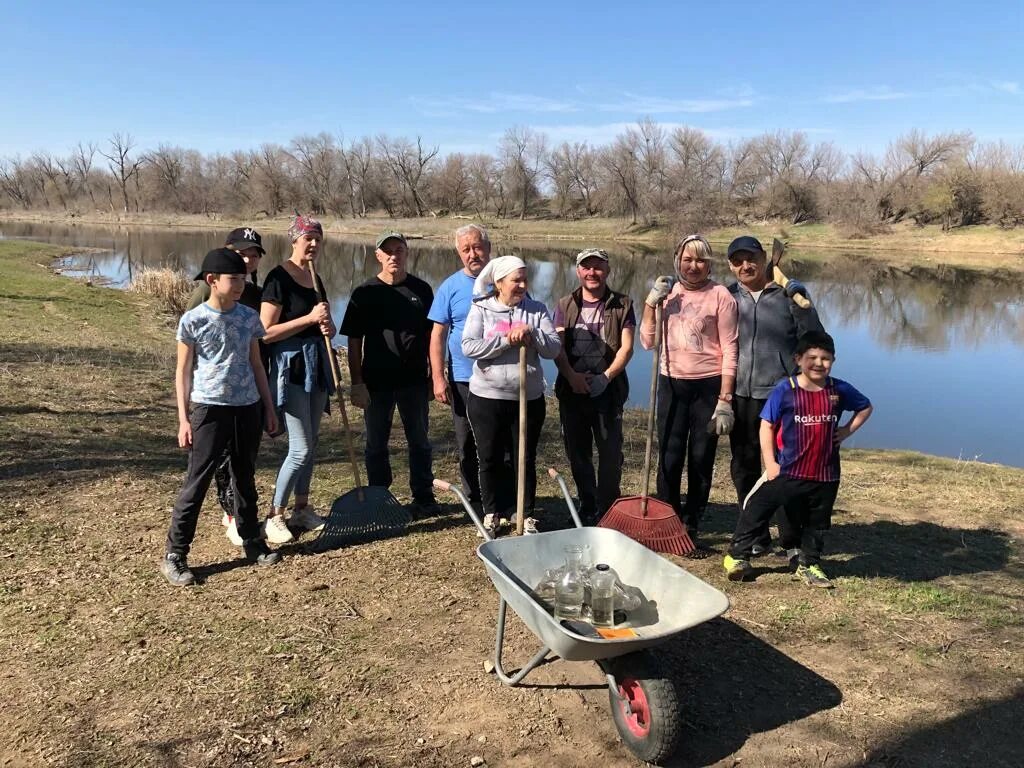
308, 261, 364, 490
432, 478, 452, 492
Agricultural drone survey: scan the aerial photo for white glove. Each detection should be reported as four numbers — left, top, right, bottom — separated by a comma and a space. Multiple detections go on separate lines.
708, 400, 735, 435
645, 275, 674, 307
349, 382, 370, 409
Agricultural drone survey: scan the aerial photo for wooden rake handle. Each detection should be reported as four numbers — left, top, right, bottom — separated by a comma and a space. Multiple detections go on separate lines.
516, 344, 527, 536
641, 302, 663, 515
308, 261, 364, 492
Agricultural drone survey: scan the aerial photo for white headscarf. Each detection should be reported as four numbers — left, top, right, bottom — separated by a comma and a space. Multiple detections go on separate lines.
472, 255, 526, 298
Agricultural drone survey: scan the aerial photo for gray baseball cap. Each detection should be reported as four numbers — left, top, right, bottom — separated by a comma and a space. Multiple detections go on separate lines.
575, 248, 610, 267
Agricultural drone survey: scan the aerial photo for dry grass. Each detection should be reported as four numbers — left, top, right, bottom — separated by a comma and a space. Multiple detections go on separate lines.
129, 267, 193, 316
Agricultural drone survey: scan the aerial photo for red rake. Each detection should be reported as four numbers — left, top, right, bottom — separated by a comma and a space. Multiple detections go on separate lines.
598, 302, 695, 556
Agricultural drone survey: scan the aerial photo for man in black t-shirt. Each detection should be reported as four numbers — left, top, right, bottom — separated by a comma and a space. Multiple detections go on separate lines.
340, 232, 439, 516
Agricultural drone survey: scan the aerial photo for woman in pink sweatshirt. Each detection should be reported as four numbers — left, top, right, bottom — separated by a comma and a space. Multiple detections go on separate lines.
640, 235, 738, 554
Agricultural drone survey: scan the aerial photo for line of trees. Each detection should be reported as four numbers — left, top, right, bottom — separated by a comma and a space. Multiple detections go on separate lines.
2, 122, 1023, 232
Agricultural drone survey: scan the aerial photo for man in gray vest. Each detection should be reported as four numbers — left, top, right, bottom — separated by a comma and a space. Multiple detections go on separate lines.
553, 248, 636, 525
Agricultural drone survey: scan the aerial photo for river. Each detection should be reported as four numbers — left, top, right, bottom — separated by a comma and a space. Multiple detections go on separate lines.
2, 220, 1021, 467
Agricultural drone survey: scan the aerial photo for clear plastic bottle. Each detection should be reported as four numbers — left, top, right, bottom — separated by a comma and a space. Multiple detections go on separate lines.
555, 546, 585, 620
590, 564, 617, 627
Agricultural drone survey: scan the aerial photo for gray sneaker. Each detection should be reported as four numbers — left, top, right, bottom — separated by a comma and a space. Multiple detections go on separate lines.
160, 553, 195, 586
243, 539, 282, 567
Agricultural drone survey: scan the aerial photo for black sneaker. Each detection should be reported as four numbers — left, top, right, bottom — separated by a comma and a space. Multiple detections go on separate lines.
160, 553, 195, 586
243, 539, 282, 567
751, 542, 771, 557
410, 498, 442, 519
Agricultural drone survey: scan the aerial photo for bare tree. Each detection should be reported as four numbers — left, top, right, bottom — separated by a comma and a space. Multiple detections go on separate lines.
0, 157, 33, 209
101, 133, 144, 213
377, 135, 438, 217
499, 126, 547, 220
71, 142, 99, 207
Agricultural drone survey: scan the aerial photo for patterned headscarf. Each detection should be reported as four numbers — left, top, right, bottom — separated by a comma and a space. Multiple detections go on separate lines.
288, 213, 323, 242
473, 255, 527, 298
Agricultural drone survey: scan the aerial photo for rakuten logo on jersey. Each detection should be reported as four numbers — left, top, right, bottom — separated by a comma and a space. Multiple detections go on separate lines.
795, 414, 838, 424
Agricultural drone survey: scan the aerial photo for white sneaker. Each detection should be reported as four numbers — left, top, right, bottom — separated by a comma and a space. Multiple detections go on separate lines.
478, 513, 497, 539
263, 515, 295, 544
224, 516, 244, 546
290, 505, 327, 532
523, 517, 539, 535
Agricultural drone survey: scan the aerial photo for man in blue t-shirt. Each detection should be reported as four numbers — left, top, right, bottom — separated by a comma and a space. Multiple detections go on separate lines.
428, 224, 492, 504
724, 331, 873, 588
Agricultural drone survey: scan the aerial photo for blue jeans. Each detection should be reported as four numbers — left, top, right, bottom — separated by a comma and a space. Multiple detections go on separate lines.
364, 381, 434, 500
273, 383, 329, 508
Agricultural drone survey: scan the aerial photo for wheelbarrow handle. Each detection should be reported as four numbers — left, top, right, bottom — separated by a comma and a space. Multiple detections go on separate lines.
433, 478, 491, 540
547, 468, 584, 529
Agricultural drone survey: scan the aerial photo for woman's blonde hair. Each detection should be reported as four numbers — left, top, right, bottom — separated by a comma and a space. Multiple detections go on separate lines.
675, 234, 713, 261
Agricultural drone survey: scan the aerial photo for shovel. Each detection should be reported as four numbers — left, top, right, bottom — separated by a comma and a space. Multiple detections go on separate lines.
770, 238, 813, 309
306, 261, 409, 552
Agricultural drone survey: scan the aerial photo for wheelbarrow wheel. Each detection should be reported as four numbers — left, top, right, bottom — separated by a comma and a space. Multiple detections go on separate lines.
606, 650, 681, 765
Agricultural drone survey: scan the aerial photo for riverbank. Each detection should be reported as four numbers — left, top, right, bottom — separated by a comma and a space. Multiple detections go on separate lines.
2, 240, 1022, 767
4, 209, 1024, 273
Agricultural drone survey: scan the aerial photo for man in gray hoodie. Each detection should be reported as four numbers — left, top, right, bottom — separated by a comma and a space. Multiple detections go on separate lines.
726, 236, 825, 553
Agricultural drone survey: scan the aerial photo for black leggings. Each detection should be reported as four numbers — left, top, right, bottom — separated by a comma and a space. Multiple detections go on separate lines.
655, 374, 720, 534
467, 393, 545, 519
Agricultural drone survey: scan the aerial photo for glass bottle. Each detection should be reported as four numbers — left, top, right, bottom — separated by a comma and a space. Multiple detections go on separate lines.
555, 545, 585, 620
590, 564, 617, 627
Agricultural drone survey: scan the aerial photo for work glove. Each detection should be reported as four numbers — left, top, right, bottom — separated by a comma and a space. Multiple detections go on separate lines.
645, 275, 674, 307
588, 373, 609, 399
784, 279, 809, 301
707, 399, 735, 435
349, 382, 370, 409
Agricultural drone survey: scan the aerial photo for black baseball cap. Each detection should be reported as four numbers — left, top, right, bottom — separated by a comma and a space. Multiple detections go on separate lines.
194, 248, 248, 281
726, 236, 765, 260
225, 226, 265, 254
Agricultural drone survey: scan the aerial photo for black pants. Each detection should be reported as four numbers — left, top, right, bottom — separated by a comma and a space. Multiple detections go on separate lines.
167, 402, 263, 556
655, 374, 720, 534
729, 476, 839, 566
558, 393, 624, 524
450, 379, 481, 504
364, 381, 434, 501
467, 393, 545, 519
729, 395, 792, 548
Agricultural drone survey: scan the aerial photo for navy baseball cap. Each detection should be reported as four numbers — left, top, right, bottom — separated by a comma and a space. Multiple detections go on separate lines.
726, 236, 766, 260
194, 248, 247, 280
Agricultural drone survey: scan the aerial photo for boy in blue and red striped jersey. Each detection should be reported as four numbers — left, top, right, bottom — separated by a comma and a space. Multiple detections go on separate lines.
723, 331, 873, 588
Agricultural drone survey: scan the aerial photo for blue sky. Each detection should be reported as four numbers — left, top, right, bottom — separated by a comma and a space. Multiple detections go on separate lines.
2, 0, 1022, 158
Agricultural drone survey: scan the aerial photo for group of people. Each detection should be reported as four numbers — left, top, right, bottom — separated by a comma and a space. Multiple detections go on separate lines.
161, 217, 872, 592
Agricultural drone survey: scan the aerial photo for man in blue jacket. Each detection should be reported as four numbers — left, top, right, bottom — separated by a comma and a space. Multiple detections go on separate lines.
727, 236, 825, 554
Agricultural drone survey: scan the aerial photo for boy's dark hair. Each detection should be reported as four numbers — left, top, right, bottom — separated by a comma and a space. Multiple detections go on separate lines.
795, 330, 836, 356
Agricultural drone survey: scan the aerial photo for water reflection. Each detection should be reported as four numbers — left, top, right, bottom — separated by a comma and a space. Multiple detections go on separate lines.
2, 221, 1021, 466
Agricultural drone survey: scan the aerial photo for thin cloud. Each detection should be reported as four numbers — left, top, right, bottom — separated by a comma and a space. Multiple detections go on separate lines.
992, 80, 1021, 95
409, 92, 578, 116
599, 92, 755, 114
823, 86, 910, 104
531, 122, 744, 147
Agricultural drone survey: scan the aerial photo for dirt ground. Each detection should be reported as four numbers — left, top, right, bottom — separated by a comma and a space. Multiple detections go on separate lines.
1, 241, 1021, 767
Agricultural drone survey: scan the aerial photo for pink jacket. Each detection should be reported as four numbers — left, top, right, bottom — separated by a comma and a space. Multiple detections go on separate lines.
640, 281, 738, 380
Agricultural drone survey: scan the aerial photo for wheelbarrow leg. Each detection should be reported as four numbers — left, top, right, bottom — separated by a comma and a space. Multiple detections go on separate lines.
493, 597, 551, 686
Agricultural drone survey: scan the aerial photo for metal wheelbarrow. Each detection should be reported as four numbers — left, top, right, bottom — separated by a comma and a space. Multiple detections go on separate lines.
433, 477, 730, 765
